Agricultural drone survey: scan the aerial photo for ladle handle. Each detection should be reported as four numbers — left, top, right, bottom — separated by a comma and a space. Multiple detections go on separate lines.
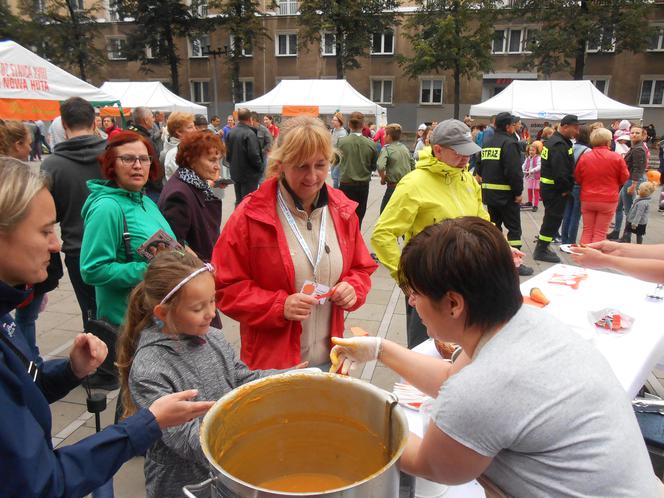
182, 478, 212, 498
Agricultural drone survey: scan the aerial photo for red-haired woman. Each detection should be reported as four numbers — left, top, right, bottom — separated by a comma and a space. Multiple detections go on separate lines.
80, 131, 176, 388
158, 130, 224, 262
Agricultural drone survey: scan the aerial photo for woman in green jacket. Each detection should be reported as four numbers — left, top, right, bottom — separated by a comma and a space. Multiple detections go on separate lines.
81, 131, 176, 389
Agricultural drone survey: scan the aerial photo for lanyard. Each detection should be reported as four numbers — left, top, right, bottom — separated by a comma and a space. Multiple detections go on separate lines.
277, 188, 327, 281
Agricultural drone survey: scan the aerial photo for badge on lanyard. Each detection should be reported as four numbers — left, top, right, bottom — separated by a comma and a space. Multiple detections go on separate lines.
277, 189, 328, 284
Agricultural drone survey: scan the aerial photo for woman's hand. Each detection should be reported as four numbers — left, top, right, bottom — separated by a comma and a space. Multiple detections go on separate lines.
284, 293, 318, 321
510, 247, 525, 268
329, 336, 382, 375
330, 282, 357, 309
148, 389, 215, 429
627, 183, 636, 196
69, 333, 107, 379
571, 245, 610, 269
586, 240, 623, 256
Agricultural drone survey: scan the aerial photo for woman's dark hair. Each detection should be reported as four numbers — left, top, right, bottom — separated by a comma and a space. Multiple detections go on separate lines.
577, 124, 591, 147
398, 217, 522, 331
99, 131, 160, 182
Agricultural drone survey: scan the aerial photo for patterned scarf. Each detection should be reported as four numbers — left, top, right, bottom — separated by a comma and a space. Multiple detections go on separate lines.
177, 167, 218, 201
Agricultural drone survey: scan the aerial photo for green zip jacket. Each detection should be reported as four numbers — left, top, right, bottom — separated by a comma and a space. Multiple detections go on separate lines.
372, 155, 489, 280
80, 180, 176, 326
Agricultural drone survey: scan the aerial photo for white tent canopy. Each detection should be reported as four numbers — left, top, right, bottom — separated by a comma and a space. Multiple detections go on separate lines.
100, 81, 207, 116
0, 40, 119, 119
469, 80, 643, 121
236, 79, 387, 124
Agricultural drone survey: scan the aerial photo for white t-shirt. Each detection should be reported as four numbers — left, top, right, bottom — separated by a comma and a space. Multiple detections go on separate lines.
433, 305, 658, 497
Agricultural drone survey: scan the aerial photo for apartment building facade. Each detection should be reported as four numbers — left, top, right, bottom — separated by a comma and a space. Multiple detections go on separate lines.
12, 0, 664, 131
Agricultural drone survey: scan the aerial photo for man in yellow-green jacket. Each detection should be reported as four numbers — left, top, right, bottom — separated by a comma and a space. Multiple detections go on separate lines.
372, 119, 488, 348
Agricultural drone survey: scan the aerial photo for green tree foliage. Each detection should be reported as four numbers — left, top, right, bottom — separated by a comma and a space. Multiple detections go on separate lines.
121, 0, 207, 94
298, 0, 400, 79
0, 1, 29, 45
209, 0, 275, 104
511, 0, 656, 79
17, 0, 106, 82
399, 0, 498, 119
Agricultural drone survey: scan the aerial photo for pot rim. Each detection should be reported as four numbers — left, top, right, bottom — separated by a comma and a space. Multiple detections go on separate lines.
200, 371, 409, 496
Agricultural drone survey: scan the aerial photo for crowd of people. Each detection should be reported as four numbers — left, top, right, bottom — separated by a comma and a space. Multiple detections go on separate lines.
0, 98, 662, 498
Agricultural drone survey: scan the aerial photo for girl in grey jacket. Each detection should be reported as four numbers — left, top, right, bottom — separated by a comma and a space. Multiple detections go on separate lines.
117, 251, 283, 498
625, 181, 656, 244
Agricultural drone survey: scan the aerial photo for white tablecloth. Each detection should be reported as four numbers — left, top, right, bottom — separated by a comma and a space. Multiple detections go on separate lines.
520, 264, 664, 398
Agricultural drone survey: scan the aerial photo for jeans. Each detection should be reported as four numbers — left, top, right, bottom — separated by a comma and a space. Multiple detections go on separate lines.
14, 293, 44, 358
614, 177, 645, 235
379, 185, 396, 214
331, 165, 340, 189
65, 253, 96, 330
339, 183, 370, 228
561, 185, 582, 244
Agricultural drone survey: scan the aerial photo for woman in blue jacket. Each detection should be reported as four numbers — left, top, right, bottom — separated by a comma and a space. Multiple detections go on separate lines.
0, 157, 213, 498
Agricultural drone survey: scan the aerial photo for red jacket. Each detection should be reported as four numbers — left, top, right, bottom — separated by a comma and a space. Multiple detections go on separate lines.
575, 146, 630, 204
212, 177, 378, 369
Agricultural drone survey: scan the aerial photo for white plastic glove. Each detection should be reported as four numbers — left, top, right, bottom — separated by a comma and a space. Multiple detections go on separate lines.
329, 336, 382, 375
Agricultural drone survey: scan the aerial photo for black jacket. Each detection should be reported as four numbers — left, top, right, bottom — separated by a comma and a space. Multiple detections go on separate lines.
480, 130, 523, 206
227, 122, 263, 182
540, 131, 574, 197
41, 135, 106, 255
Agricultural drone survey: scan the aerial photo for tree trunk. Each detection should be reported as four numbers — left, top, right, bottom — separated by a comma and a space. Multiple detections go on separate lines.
454, 65, 460, 120
65, 1, 87, 81
335, 26, 344, 79
164, 25, 179, 94
573, 0, 588, 80
231, 57, 242, 103
452, 1, 460, 119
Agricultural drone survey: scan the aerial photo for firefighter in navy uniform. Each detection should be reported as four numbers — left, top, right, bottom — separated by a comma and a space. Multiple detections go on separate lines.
534, 114, 580, 263
481, 112, 534, 276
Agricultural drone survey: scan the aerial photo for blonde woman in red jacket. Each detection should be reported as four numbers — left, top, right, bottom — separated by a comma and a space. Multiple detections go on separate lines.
212, 116, 378, 369
575, 128, 630, 244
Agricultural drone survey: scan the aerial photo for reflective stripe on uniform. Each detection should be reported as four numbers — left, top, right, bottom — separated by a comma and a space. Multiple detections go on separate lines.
568, 147, 574, 155
538, 234, 553, 242
541, 146, 548, 160
540, 177, 555, 184
507, 240, 523, 246
481, 147, 501, 160
482, 183, 512, 191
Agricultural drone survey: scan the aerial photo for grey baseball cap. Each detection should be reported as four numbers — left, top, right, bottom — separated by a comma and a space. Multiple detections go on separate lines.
430, 119, 481, 156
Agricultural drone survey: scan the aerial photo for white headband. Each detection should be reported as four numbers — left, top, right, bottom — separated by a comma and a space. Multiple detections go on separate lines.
160, 262, 214, 305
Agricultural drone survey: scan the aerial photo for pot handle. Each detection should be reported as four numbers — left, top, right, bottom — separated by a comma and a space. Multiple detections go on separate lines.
182, 478, 213, 498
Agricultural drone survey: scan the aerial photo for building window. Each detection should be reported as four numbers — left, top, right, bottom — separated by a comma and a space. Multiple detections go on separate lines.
492, 28, 532, 54
105, 0, 121, 21
107, 37, 127, 60
70, 0, 84, 11
590, 79, 609, 95
277, 0, 298, 15
420, 79, 443, 105
371, 31, 394, 55
34, 0, 46, 12
648, 26, 664, 51
189, 35, 210, 58
371, 79, 393, 104
276, 33, 297, 56
586, 28, 615, 53
321, 32, 336, 56
230, 35, 253, 57
238, 79, 254, 101
190, 80, 210, 104
193, 0, 208, 17
640, 80, 664, 106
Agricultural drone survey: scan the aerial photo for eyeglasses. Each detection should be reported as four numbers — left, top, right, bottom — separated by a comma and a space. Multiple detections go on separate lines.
116, 155, 152, 166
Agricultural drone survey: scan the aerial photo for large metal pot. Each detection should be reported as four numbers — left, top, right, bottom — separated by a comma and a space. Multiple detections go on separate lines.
185, 372, 408, 498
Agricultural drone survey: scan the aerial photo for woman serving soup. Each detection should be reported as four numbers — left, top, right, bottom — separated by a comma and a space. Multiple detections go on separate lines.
331, 217, 660, 496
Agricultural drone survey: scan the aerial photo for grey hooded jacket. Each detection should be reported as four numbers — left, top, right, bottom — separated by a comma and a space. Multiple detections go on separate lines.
129, 325, 276, 498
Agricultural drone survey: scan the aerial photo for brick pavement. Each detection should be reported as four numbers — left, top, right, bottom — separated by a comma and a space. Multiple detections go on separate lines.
35, 172, 664, 497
